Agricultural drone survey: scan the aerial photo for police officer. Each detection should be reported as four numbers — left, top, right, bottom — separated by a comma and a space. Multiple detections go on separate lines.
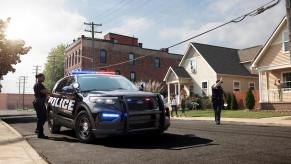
211, 77, 224, 125
33, 73, 49, 139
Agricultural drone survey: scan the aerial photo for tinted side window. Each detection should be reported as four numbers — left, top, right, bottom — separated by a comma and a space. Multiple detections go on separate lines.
55, 77, 68, 93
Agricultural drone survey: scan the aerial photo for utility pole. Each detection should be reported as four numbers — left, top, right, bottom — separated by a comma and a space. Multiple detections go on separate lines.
84, 22, 102, 71
32, 65, 42, 83
18, 76, 28, 110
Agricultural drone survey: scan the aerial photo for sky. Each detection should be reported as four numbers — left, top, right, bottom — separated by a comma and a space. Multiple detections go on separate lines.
0, 0, 286, 93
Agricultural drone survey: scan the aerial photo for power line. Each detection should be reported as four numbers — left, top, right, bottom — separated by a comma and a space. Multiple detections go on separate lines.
96, 0, 280, 69
167, 0, 281, 49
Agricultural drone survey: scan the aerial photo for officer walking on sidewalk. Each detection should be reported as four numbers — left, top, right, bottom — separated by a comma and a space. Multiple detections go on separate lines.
33, 73, 49, 139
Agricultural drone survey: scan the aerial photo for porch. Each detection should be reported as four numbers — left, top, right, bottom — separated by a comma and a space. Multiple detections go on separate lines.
163, 67, 192, 105
258, 67, 291, 110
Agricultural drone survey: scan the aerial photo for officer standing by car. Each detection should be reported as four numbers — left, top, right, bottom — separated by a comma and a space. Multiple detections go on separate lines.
33, 73, 49, 139
211, 77, 224, 125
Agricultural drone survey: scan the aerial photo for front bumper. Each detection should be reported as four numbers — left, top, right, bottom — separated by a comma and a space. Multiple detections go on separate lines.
92, 111, 170, 138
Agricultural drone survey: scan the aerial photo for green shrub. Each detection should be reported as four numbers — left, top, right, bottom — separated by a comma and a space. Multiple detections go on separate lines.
226, 93, 232, 110
245, 89, 255, 110
231, 93, 238, 110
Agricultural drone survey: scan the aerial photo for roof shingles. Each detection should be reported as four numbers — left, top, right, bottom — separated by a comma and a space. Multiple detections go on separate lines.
192, 42, 257, 77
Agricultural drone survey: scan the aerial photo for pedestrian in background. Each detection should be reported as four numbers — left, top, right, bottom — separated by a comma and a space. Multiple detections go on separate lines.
211, 77, 224, 125
33, 73, 49, 139
171, 95, 178, 117
180, 95, 186, 117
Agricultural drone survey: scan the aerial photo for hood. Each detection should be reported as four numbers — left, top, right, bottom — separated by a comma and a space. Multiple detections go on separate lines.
83, 90, 158, 97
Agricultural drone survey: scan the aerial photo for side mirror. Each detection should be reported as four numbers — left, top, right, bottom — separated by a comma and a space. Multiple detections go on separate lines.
62, 86, 74, 93
72, 82, 80, 89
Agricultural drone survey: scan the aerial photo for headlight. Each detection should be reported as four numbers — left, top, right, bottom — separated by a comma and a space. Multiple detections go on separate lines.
89, 97, 118, 105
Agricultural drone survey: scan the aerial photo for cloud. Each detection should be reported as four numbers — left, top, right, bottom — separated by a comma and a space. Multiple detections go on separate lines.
104, 17, 153, 36
0, 0, 86, 93
159, 0, 285, 49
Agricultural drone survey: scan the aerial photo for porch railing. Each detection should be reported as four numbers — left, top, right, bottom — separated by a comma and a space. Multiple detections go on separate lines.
261, 89, 291, 103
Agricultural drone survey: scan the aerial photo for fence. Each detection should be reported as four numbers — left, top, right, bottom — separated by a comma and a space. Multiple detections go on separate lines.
260, 89, 291, 103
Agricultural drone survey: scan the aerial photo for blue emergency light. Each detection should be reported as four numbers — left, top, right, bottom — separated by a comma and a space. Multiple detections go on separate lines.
69, 70, 116, 75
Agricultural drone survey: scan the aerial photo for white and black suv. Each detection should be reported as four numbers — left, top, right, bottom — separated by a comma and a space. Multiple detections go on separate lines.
47, 71, 170, 143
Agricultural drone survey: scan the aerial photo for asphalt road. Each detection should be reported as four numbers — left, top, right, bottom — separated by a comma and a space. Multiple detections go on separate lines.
2, 114, 291, 164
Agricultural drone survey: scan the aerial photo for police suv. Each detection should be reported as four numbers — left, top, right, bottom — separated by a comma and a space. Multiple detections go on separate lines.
47, 71, 170, 143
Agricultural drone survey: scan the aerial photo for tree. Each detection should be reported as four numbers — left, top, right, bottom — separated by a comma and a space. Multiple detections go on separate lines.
43, 44, 66, 91
245, 89, 255, 110
231, 93, 238, 110
0, 18, 31, 90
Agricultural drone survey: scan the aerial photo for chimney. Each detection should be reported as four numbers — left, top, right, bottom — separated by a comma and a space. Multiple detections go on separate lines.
286, 0, 291, 51
138, 43, 143, 48
160, 48, 169, 53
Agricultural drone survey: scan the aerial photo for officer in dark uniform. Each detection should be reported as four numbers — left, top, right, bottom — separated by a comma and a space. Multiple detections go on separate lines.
211, 78, 224, 125
33, 73, 49, 139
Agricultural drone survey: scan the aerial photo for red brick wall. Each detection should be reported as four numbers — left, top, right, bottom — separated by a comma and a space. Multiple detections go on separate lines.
0, 93, 34, 110
65, 38, 181, 82
260, 103, 291, 111
233, 90, 260, 109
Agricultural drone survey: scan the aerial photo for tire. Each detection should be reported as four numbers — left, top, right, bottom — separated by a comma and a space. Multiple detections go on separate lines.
47, 108, 61, 134
74, 111, 95, 143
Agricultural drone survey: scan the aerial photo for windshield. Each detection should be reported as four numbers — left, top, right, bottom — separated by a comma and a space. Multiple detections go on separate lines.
77, 75, 138, 91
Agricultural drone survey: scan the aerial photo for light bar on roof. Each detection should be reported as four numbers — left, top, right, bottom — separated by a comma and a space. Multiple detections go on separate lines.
69, 70, 116, 75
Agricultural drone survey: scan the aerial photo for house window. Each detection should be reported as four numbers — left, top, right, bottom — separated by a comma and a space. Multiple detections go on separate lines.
115, 70, 121, 75
77, 49, 81, 64
282, 72, 291, 90
74, 51, 78, 65
189, 85, 194, 96
283, 30, 289, 52
100, 49, 107, 64
202, 81, 208, 96
190, 59, 197, 73
233, 80, 241, 91
154, 57, 160, 68
130, 71, 136, 82
70, 54, 73, 67
128, 53, 135, 65
249, 82, 255, 90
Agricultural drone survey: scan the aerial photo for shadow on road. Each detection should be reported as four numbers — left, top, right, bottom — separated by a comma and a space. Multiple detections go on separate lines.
95, 133, 215, 150
2, 116, 37, 124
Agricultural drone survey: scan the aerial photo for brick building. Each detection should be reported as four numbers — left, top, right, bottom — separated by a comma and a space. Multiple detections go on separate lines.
64, 33, 182, 82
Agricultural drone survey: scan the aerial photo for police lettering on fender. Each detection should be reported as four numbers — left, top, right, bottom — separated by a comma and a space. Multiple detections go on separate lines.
48, 97, 75, 111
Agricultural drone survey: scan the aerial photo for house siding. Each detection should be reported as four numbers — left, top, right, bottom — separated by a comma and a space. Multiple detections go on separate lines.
217, 75, 259, 94
180, 47, 217, 96
257, 23, 290, 68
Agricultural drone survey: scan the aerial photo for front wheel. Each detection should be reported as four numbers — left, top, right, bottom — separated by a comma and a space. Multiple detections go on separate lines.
47, 108, 61, 134
74, 111, 95, 143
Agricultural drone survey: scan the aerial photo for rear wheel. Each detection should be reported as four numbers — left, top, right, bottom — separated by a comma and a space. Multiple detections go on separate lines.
47, 108, 61, 134
74, 111, 95, 143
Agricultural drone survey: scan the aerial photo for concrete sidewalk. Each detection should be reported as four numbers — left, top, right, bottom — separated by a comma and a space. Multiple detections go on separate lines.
173, 116, 291, 127
0, 119, 47, 164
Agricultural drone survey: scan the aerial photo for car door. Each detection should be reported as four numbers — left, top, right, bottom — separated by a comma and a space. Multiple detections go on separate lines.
59, 76, 76, 119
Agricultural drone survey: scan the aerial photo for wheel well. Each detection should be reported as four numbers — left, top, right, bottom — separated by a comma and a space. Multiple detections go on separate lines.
74, 106, 86, 118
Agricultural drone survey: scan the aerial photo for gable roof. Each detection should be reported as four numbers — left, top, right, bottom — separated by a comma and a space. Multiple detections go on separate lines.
163, 66, 191, 82
172, 67, 191, 78
238, 45, 263, 63
252, 17, 287, 67
191, 42, 257, 77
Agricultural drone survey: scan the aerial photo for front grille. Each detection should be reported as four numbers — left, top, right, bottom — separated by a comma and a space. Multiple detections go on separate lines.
128, 115, 158, 130
126, 97, 159, 111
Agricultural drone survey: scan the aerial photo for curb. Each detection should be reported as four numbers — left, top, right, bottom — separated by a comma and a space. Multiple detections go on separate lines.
172, 117, 291, 127
0, 119, 48, 164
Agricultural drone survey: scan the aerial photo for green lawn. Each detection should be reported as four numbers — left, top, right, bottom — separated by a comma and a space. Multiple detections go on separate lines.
181, 110, 291, 119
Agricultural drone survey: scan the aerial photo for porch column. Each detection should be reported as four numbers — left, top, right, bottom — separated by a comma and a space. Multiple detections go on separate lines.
174, 84, 177, 95
167, 83, 170, 106
259, 71, 263, 103
178, 82, 181, 105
